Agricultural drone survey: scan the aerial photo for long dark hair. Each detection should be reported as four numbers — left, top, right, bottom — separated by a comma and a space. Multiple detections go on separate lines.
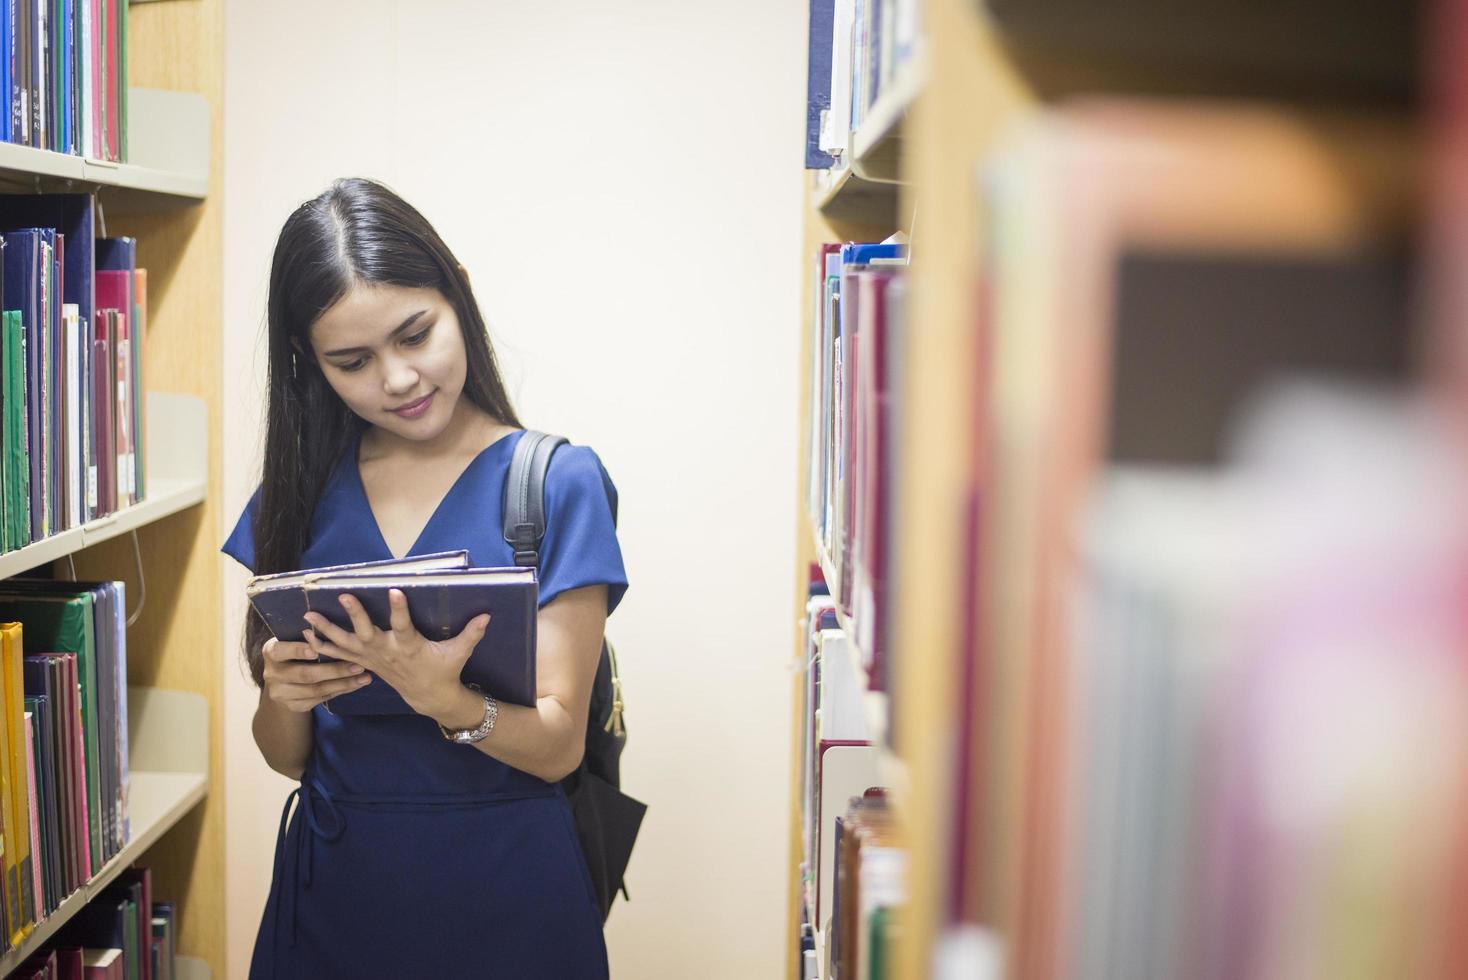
243, 178, 521, 685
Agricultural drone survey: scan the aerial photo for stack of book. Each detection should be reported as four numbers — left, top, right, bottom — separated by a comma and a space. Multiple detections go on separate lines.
805, 241, 906, 693
1059, 386, 1468, 980
0, 193, 148, 554
797, 574, 890, 979
0, 0, 130, 160
0, 578, 129, 950
804, 0, 922, 169
13, 870, 177, 979
830, 793, 902, 980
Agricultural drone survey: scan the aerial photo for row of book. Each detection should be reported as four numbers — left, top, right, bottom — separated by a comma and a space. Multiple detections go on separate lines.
804, 241, 905, 693
13, 865, 177, 980
796, 583, 901, 980
804, 0, 921, 168
0, 579, 128, 952
1, 192, 148, 554
937, 100, 1449, 977
1, 0, 129, 160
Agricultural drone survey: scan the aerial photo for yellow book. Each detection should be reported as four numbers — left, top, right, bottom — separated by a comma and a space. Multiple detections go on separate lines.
0, 623, 31, 944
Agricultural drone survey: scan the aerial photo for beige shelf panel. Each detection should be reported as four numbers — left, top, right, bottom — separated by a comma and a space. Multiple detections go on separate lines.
0, 393, 208, 580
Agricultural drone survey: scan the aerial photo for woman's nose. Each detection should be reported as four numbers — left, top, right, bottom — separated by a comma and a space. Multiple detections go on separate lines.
381, 355, 419, 395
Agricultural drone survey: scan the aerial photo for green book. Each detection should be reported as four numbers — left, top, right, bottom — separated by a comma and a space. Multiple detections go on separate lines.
2, 311, 29, 553
123, 897, 139, 980
0, 594, 103, 875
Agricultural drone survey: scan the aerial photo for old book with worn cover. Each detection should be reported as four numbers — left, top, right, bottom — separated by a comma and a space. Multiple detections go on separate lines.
247, 558, 539, 710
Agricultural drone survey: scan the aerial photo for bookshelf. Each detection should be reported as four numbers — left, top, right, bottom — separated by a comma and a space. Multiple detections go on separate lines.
0, 689, 209, 976
0, 0, 225, 974
792, 1, 1433, 979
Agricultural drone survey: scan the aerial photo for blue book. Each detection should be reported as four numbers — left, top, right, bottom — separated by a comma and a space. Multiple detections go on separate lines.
805, 0, 835, 169
247, 556, 541, 711
840, 241, 906, 267
0, 0, 10, 143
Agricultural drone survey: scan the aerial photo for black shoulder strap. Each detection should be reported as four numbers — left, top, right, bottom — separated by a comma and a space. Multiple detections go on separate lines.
504, 431, 568, 568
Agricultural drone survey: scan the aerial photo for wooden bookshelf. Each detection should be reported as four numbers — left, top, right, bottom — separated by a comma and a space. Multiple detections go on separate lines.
0, 689, 209, 975
66, 0, 224, 974
794, 1, 1431, 978
791, 3, 1043, 978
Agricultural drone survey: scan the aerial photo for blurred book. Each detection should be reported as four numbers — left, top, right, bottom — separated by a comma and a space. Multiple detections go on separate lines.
968, 101, 1417, 976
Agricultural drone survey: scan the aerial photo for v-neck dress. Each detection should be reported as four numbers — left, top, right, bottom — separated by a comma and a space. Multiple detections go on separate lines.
222, 429, 628, 980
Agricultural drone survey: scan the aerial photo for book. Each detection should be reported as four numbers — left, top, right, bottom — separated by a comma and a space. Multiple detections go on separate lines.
246, 558, 540, 709
972, 104, 1416, 978
805, 0, 836, 169
0, 620, 33, 942
80, 947, 122, 980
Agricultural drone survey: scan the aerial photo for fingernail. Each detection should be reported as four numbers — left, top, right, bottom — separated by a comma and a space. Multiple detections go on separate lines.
349, 664, 364, 674
357, 675, 371, 685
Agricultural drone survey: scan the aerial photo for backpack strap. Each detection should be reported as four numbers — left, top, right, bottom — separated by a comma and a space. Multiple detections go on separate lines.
503, 431, 568, 568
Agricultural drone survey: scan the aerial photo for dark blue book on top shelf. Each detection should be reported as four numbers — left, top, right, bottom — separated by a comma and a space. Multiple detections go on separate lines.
805, 0, 836, 169
246, 553, 541, 712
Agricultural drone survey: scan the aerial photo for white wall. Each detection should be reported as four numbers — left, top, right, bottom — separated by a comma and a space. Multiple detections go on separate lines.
223, 3, 804, 978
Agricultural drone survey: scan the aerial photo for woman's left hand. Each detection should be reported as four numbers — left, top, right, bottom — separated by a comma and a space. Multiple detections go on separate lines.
303, 591, 490, 720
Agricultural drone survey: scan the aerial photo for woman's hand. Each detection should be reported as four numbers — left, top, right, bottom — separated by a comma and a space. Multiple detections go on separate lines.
302, 591, 491, 721
261, 635, 373, 713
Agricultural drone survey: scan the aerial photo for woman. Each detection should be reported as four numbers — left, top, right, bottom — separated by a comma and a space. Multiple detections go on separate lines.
223, 178, 627, 979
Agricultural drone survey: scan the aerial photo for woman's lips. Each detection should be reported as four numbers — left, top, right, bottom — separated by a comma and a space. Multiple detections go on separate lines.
390, 391, 435, 419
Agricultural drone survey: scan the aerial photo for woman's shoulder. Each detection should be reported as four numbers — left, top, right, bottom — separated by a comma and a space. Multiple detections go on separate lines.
538, 437, 618, 518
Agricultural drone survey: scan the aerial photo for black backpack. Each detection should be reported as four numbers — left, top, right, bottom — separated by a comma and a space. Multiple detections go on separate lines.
503, 431, 647, 921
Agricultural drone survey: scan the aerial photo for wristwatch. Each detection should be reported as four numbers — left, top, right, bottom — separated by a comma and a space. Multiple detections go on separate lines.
438, 683, 499, 744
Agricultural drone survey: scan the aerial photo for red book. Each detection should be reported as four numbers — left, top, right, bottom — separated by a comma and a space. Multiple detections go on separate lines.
56, 948, 84, 980
91, 312, 115, 517
90, 0, 103, 159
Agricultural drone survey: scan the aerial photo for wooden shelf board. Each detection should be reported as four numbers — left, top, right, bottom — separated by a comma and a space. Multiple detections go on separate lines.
0, 770, 208, 974
0, 146, 206, 203
813, 167, 902, 229
83, 158, 208, 201
0, 476, 207, 580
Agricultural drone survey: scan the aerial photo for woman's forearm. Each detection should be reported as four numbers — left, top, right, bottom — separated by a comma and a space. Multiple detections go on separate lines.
253, 687, 314, 780
432, 685, 582, 783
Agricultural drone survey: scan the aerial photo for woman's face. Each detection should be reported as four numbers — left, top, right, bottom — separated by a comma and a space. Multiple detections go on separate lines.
308, 282, 469, 443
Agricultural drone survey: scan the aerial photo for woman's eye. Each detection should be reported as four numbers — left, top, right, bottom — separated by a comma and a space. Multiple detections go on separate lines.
402, 328, 431, 347
338, 357, 369, 373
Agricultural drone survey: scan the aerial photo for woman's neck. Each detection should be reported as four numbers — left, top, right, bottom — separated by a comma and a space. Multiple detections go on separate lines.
359, 400, 505, 464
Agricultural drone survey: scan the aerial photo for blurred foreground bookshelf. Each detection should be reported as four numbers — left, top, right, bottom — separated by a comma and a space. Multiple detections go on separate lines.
0, 0, 224, 974
790, 1, 1457, 979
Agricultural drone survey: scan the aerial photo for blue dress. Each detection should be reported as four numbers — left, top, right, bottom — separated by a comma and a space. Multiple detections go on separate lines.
222, 429, 629, 980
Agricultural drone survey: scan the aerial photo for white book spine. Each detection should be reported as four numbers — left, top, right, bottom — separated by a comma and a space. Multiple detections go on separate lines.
80, 0, 93, 158
821, 0, 856, 155
66, 306, 81, 529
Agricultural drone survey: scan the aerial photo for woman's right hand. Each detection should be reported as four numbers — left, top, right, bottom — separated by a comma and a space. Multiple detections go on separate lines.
261, 636, 373, 712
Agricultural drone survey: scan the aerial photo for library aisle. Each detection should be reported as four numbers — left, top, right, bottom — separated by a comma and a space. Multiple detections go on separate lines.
792, 0, 1468, 978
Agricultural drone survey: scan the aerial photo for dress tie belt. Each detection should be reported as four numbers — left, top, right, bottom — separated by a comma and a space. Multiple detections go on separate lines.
273, 775, 346, 950
271, 772, 561, 951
